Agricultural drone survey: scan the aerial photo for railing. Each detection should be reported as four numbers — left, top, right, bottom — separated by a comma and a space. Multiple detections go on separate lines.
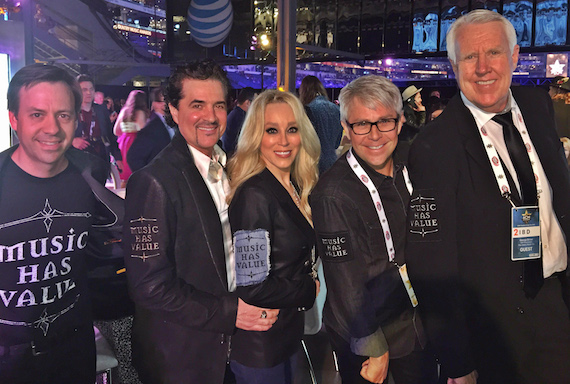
33, 0, 148, 77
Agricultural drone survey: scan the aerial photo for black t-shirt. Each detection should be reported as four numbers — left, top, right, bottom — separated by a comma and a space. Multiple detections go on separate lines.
0, 159, 94, 345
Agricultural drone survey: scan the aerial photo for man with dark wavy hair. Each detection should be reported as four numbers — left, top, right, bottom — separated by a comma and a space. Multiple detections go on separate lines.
124, 60, 278, 383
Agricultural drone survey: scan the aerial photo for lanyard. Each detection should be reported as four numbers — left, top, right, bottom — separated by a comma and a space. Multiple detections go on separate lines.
476, 109, 542, 203
346, 149, 412, 262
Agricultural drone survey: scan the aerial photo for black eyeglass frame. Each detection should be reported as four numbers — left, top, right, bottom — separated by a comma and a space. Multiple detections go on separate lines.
345, 117, 400, 135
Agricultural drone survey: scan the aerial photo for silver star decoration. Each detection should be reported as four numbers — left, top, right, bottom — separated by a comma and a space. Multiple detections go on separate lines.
42, 200, 55, 232
130, 216, 158, 224
410, 195, 436, 204
410, 227, 439, 237
33, 308, 60, 336
0, 199, 90, 233
549, 59, 566, 76
131, 252, 160, 261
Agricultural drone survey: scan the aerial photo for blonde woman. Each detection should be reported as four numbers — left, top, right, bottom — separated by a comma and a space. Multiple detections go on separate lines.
227, 90, 320, 383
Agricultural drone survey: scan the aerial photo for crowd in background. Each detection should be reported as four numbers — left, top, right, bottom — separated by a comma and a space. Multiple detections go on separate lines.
3, 8, 570, 384
89, 80, 453, 190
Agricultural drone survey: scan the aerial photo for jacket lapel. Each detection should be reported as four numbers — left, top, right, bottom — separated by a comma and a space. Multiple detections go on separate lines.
171, 133, 229, 290
514, 89, 560, 175
259, 169, 314, 244
452, 95, 493, 171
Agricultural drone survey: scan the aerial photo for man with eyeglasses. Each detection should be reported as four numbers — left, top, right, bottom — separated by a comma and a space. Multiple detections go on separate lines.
310, 75, 438, 384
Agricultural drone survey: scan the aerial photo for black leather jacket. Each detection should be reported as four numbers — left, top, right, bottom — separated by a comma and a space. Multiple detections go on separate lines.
229, 169, 317, 368
123, 132, 238, 384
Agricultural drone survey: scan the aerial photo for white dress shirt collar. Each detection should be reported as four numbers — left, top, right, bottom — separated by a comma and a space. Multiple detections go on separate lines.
188, 144, 226, 180
460, 89, 515, 129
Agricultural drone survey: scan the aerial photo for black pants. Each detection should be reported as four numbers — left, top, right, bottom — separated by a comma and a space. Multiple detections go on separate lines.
469, 276, 570, 384
0, 326, 96, 384
327, 327, 438, 384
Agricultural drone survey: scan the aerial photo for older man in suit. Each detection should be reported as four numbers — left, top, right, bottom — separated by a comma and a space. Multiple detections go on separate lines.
406, 10, 570, 384
123, 60, 278, 384
127, 87, 174, 172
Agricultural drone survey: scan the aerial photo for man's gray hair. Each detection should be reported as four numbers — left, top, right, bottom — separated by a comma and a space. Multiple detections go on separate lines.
339, 75, 403, 122
446, 9, 517, 64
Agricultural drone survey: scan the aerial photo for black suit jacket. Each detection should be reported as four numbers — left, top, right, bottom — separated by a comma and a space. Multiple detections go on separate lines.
123, 132, 238, 384
95, 104, 121, 160
406, 87, 570, 381
127, 115, 172, 172
228, 169, 316, 367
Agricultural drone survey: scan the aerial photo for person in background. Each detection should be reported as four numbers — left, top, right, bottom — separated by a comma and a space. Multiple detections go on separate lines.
548, 76, 570, 138
74, 74, 122, 181
429, 90, 441, 99
406, 10, 570, 384
561, 137, 570, 167
299, 75, 343, 174
127, 87, 174, 173
113, 90, 149, 183
227, 89, 320, 384
221, 87, 256, 158
399, 85, 426, 142
426, 99, 446, 122
311, 75, 437, 384
123, 60, 279, 384
94, 91, 105, 105
104, 96, 118, 124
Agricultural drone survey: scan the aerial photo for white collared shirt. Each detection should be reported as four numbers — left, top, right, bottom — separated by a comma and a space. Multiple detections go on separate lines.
188, 144, 236, 291
462, 91, 567, 277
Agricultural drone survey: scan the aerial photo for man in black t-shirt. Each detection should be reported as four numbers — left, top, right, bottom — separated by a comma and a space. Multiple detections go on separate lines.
0, 64, 99, 383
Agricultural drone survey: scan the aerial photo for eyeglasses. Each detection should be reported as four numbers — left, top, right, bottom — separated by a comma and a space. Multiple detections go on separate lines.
345, 117, 399, 135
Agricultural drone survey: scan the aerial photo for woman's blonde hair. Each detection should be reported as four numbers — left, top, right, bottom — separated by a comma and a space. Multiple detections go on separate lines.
227, 90, 320, 223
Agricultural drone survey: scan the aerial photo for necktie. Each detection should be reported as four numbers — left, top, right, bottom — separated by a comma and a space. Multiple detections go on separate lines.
208, 159, 223, 183
492, 112, 543, 298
